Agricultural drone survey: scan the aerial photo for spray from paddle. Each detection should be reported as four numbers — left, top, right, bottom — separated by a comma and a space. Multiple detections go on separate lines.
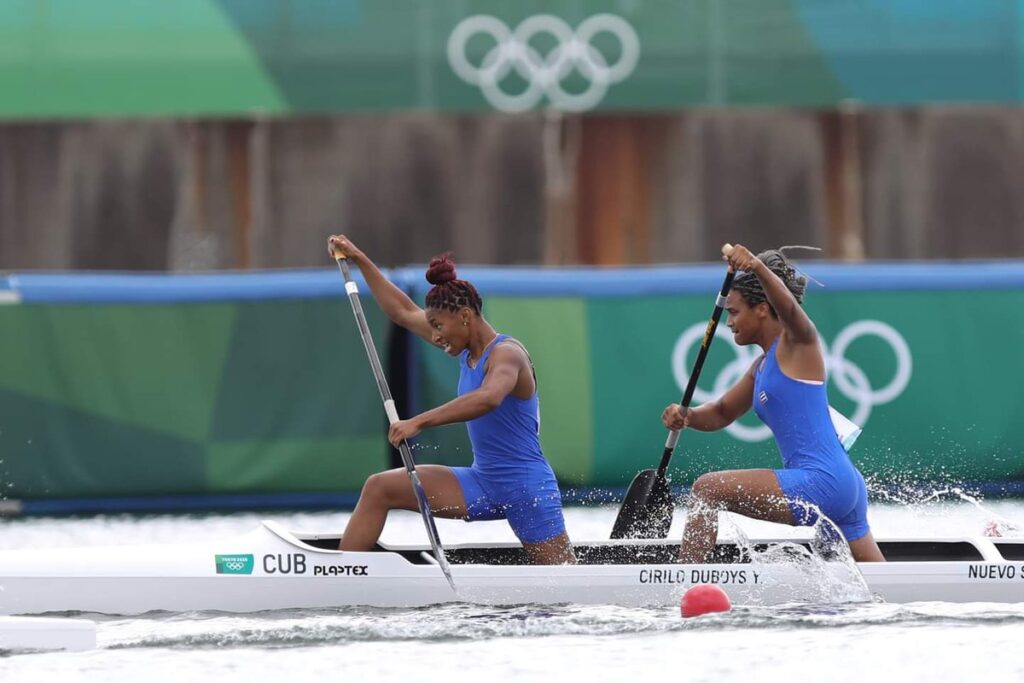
909, 488, 1021, 536
870, 477, 1024, 537
709, 506, 874, 605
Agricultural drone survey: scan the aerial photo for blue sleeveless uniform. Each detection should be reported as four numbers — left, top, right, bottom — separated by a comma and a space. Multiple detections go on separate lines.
753, 338, 871, 541
450, 334, 567, 545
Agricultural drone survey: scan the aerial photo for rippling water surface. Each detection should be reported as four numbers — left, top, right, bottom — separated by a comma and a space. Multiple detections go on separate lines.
2, 497, 1024, 682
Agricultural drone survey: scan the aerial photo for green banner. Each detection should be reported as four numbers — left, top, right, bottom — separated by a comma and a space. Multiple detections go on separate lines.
0, 296, 391, 498
1, 1, 1020, 118
2, 264, 1022, 503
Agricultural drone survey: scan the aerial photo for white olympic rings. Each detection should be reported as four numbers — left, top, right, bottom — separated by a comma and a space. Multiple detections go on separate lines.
671, 320, 913, 443
447, 14, 640, 113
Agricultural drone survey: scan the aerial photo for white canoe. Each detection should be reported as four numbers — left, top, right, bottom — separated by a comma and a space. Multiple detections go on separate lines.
0, 520, 1022, 615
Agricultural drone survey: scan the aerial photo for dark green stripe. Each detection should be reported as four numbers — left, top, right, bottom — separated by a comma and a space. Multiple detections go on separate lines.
0, 387, 206, 497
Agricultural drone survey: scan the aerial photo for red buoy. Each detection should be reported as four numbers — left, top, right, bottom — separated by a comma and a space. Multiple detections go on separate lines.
680, 584, 732, 618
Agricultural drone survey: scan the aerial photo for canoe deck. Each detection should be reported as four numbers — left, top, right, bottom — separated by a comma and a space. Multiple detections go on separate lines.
295, 533, 1018, 565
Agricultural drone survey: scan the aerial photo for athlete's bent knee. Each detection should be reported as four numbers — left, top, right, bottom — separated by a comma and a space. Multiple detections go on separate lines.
360, 472, 401, 508
690, 473, 724, 504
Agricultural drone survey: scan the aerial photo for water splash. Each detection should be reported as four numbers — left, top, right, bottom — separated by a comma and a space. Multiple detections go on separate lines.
920, 489, 1024, 537
866, 477, 1024, 536
714, 504, 874, 605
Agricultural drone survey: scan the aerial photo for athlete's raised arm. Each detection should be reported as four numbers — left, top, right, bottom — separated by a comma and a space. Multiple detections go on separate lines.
327, 235, 433, 343
724, 244, 817, 345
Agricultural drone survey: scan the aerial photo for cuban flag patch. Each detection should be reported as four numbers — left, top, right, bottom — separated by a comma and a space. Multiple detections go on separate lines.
758, 390, 769, 405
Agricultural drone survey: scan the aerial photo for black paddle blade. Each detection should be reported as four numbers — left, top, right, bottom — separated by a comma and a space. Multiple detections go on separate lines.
610, 469, 674, 539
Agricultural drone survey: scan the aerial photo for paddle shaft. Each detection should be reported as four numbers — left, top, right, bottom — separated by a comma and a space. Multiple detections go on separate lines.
335, 257, 455, 590
609, 265, 735, 539
655, 269, 735, 476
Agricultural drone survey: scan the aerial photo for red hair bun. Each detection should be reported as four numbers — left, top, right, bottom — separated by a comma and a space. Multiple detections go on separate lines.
425, 253, 457, 286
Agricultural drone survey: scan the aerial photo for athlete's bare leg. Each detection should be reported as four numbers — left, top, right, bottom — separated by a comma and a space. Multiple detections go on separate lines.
523, 532, 577, 565
679, 469, 795, 563
849, 532, 886, 562
340, 465, 467, 551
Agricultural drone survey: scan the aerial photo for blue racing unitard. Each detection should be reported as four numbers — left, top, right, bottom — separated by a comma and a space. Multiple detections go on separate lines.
451, 334, 568, 544
753, 338, 871, 541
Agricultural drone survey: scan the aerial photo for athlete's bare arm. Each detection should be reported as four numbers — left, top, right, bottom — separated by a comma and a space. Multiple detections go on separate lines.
725, 244, 824, 381
386, 344, 523, 445
662, 360, 756, 432
328, 234, 433, 342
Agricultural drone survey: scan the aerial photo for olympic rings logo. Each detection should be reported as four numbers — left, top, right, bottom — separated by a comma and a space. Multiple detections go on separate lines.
447, 14, 640, 113
225, 561, 245, 571
671, 320, 913, 443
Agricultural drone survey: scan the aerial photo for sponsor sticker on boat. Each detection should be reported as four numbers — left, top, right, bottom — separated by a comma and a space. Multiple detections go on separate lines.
313, 564, 369, 577
215, 554, 255, 575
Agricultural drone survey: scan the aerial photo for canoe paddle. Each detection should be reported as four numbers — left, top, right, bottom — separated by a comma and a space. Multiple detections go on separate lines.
334, 255, 456, 590
610, 244, 736, 539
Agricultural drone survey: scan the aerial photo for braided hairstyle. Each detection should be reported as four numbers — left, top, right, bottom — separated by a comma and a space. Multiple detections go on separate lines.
732, 248, 808, 317
424, 253, 482, 315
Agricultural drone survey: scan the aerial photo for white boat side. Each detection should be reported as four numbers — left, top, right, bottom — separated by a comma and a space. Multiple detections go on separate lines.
1, 520, 1023, 615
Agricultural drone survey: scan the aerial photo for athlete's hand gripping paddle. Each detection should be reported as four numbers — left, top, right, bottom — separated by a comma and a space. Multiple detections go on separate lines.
333, 253, 456, 590
610, 244, 736, 539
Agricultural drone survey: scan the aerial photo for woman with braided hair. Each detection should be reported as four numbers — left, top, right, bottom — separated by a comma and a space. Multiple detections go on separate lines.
662, 243, 885, 563
326, 235, 576, 564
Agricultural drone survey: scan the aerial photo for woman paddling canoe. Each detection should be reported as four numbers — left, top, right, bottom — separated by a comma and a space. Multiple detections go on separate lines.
327, 235, 576, 565
662, 244, 885, 563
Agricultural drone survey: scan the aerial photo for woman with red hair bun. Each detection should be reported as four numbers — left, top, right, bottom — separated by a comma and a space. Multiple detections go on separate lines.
327, 235, 576, 565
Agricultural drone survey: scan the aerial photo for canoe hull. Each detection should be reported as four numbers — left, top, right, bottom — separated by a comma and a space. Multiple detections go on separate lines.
1, 521, 1022, 614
